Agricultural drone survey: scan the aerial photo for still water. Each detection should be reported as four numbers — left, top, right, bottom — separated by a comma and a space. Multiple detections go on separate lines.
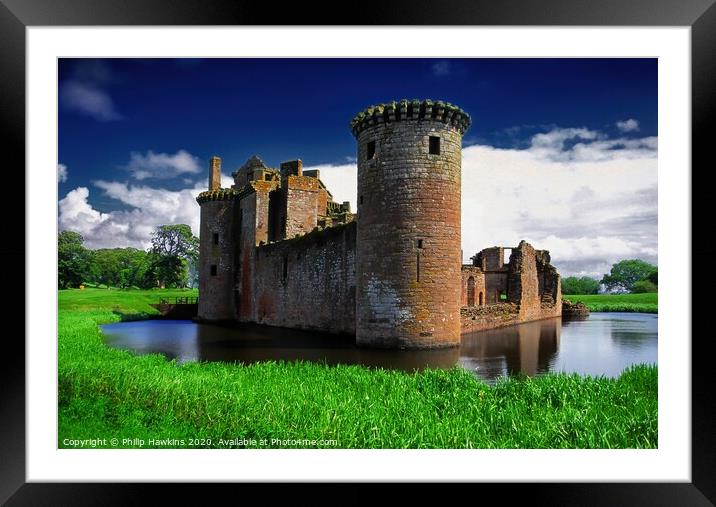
102, 312, 657, 383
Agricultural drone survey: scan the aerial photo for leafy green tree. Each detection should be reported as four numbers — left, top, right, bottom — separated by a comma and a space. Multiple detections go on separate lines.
150, 224, 199, 288
648, 269, 658, 286
58, 231, 92, 289
561, 276, 600, 295
601, 259, 658, 293
88, 248, 150, 288
632, 280, 658, 293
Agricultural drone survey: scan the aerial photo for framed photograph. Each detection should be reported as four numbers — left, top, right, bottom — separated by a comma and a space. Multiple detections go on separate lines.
4, 0, 713, 503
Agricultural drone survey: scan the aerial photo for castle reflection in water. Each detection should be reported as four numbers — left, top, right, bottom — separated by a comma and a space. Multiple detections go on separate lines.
102, 313, 656, 384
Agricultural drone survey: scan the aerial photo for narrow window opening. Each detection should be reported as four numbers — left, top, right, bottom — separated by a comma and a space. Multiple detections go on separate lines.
429, 136, 441, 155
366, 140, 376, 159
479, 292, 484, 306
282, 256, 288, 282
210, 265, 217, 276
417, 239, 424, 249
359, 195, 364, 205
212, 233, 219, 245
467, 276, 475, 307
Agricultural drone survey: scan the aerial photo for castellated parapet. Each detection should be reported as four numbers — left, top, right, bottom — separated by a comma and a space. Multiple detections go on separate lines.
196, 99, 561, 349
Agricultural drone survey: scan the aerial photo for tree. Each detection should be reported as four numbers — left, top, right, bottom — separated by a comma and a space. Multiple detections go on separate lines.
150, 224, 199, 288
601, 259, 658, 293
58, 230, 92, 289
648, 269, 658, 286
561, 276, 600, 295
632, 280, 658, 293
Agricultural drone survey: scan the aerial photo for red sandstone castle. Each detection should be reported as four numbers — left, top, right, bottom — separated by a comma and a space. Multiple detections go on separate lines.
196, 99, 561, 349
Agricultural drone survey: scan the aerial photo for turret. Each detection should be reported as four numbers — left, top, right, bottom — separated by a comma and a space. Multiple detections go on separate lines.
350, 99, 471, 348
196, 156, 238, 322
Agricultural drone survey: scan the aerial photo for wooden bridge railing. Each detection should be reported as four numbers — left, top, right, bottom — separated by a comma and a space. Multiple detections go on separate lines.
158, 297, 199, 305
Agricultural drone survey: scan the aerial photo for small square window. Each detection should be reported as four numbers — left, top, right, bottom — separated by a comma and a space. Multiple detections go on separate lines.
429, 136, 440, 155
366, 141, 376, 159
212, 233, 219, 245
210, 265, 217, 276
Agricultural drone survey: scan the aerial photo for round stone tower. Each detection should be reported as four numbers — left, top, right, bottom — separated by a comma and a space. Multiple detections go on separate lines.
196, 156, 238, 322
350, 99, 471, 349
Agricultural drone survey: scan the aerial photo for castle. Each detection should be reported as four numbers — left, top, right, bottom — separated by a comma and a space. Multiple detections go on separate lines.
196, 99, 561, 349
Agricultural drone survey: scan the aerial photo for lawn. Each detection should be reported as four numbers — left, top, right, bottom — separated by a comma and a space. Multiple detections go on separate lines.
563, 293, 658, 313
58, 288, 658, 449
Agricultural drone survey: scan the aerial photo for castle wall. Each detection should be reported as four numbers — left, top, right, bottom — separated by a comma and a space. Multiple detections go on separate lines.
250, 221, 357, 335
460, 266, 485, 307
507, 241, 540, 320
197, 199, 237, 321
355, 118, 464, 349
284, 175, 319, 239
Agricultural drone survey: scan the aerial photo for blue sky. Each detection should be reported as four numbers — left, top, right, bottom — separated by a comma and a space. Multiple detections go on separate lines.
58, 58, 657, 277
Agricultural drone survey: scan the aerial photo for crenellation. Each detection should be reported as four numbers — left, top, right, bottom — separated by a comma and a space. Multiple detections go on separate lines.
196, 98, 561, 349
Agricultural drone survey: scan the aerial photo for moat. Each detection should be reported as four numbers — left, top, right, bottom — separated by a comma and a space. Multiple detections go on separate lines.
101, 313, 657, 383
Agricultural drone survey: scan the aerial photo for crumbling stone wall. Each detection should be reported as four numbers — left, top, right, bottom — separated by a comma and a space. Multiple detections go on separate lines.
251, 221, 357, 335
460, 240, 562, 330
461, 266, 485, 307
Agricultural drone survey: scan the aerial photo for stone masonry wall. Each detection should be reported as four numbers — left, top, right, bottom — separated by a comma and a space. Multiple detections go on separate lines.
507, 240, 541, 321
460, 266, 485, 307
197, 199, 237, 321
284, 175, 319, 239
251, 221, 356, 335
355, 119, 463, 349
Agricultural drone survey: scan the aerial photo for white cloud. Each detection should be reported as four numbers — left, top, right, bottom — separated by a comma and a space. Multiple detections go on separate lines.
58, 182, 207, 250
59, 126, 657, 278
57, 163, 68, 183
459, 129, 658, 277
126, 150, 202, 180
314, 126, 658, 278
616, 118, 640, 132
58, 187, 111, 238
58, 172, 238, 250
60, 80, 122, 121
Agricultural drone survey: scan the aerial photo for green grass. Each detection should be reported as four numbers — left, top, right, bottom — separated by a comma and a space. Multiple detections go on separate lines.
564, 293, 658, 313
58, 289, 657, 449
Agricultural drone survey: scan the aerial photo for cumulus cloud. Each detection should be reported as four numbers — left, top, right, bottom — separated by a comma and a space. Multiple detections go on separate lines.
58, 182, 206, 249
126, 149, 202, 180
616, 118, 640, 132
58, 163, 68, 183
60, 80, 122, 121
316, 126, 657, 278
459, 128, 657, 277
58, 125, 657, 277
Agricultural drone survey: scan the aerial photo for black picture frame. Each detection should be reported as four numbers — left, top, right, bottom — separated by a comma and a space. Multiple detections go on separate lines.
2, 0, 712, 504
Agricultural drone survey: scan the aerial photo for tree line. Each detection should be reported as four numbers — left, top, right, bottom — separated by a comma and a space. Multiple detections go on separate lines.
58, 224, 199, 289
561, 259, 658, 295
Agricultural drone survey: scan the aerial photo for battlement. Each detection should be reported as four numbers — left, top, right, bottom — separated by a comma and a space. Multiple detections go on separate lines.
350, 98, 471, 137
196, 187, 239, 204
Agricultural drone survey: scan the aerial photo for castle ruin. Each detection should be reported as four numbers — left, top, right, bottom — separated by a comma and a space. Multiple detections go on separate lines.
196, 99, 561, 349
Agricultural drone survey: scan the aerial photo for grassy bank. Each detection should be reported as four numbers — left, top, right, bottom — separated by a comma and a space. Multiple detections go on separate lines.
58, 289, 657, 449
564, 293, 657, 313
